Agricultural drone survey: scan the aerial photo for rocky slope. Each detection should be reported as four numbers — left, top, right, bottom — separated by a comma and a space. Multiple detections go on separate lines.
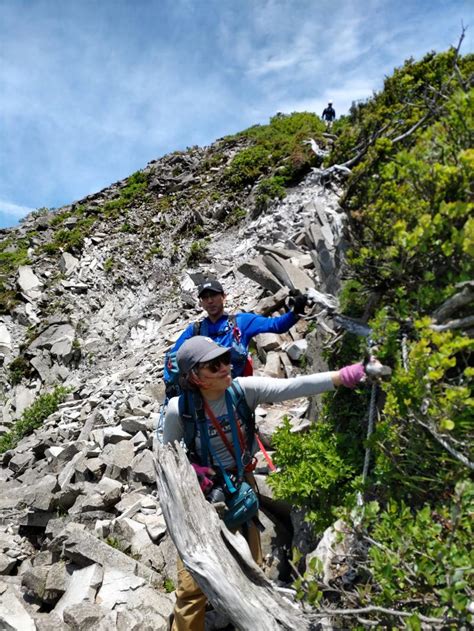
0, 127, 351, 629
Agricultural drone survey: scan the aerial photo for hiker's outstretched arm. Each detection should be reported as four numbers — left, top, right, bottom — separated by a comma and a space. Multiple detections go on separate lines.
237, 310, 298, 340
236, 373, 336, 408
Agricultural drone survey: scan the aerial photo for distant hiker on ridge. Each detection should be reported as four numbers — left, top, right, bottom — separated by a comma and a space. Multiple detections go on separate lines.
322, 101, 336, 128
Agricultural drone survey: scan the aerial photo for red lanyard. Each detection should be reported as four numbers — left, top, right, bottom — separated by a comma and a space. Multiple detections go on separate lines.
203, 401, 255, 472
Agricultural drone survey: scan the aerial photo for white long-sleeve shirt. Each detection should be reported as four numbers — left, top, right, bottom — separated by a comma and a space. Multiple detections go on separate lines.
163, 373, 335, 470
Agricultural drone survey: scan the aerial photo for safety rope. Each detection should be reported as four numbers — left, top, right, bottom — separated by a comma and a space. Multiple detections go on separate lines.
361, 382, 378, 485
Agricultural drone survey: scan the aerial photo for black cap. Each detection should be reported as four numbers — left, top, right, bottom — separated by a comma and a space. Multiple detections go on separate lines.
176, 336, 228, 374
197, 280, 224, 297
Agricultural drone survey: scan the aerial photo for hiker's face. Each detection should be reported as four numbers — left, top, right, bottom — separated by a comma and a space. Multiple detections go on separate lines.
199, 291, 225, 318
193, 355, 232, 391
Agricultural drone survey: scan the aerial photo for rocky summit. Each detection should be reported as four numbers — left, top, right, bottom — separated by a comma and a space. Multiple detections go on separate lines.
0, 125, 353, 629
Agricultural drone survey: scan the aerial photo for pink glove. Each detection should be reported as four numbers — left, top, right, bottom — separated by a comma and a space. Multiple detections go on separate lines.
191, 463, 215, 494
339, 363, 365, 388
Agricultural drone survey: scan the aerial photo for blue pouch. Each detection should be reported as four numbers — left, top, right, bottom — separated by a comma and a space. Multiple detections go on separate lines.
223, 481, 259, 530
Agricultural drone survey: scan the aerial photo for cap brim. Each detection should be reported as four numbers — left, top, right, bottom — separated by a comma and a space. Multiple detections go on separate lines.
198, 288, 222, 297
198, 346, 229, 364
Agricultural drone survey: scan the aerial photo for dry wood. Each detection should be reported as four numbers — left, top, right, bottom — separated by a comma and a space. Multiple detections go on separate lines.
154, 440, 316, 630
430, 314, 474, 332
432, 282, 474, 323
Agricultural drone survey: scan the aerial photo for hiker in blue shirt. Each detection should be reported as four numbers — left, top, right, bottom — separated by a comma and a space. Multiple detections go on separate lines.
163, 279, 307, 396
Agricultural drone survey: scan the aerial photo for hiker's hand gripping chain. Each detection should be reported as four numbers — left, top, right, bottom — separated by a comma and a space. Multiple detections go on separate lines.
339, 356, 392, 388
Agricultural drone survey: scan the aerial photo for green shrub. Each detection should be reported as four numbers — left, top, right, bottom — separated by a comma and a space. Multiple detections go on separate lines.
224, 112, 326, 190
8, 356, 32, 385
268, 50, 473, 626
187, 238, 210, 264
225, 206, 247, 226
0, 386, 69, 453
255, 176, 287, 212
146, 245, 164, 259
269, 416, 360, 532
104, 257, 114, 273
359, 481, 473, 627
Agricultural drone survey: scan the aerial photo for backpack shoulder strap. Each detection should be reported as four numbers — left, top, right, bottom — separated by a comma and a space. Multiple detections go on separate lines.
179, 393, 195, 450
192, 320, 202, 336
228, 381, 255, 446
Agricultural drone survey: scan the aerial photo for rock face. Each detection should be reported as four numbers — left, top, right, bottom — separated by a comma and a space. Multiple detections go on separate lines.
0, 133, 350, 628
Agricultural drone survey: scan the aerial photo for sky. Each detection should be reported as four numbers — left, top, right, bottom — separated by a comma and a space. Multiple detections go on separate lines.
0, 0, 472, 229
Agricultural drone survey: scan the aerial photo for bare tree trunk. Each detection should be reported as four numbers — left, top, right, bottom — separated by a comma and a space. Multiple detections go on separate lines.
154, 441, 317, 631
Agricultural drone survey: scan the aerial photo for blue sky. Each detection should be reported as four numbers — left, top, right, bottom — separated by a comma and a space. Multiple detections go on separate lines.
0, 0, 471, 229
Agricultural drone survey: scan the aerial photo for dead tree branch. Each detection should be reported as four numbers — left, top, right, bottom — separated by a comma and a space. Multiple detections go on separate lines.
432, 281, 474, 323
311, 605, 449, 626
410, 414, 474, 471
153, 441, 317, 630
430, 314, 474, 332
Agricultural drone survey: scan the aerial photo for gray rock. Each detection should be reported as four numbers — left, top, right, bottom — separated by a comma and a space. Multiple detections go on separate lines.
100, 441, 135, 480
306, 519, 356, 583
134, 512, 167, 542
0, 583, 36, 630
17, 265, 43, 302
0, 323, 12, 357
59, 252, 79, 277
263, 351, 282, 377
50, 523, 160, 585
63, 602, 106, 630
44, 562, 69, 603
95, 566, 145, 609
121, 416, 150, 434
8, 451, 36, 474
22, 565, 49, 600
255, 332, 281, 352
263, 253, 315, 293
0, 552, 17, 575
29, 323, 75, 352
238, 257, 282, 293
130, 450, 155, 485
53, 563, 103, 620
286, 339, 308, 361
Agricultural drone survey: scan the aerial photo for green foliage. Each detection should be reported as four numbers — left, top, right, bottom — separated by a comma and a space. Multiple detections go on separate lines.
225, 206, 247, 226
146, 244, 164, 259
120, 222, 135, 233
105, 536, 124, 551
187, 238, 210, 264
359, 481, 474, 626
103, 171, 149, 216
269, 417, 359, 531
0, 238, 30, 313
0, 238, 30, 278
0, 386, 69, 453
104, 257, 115, 273
43, 216, 96, 254
255, 176, 287, 212
163, 578, 175, 593
224, 112, 326, 190
8, 356, 33, 385
269, 49, 473, 626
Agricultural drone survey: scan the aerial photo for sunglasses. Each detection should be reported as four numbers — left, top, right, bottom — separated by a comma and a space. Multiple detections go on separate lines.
197, 351, 232, 373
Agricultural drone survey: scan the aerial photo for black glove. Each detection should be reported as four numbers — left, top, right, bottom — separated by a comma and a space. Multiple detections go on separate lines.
291, 294, 308, 316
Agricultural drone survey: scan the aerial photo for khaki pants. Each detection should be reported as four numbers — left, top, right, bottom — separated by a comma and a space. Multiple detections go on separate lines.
171, 478, 263, 631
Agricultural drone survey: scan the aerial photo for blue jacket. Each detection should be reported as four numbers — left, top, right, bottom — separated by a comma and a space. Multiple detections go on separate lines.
164, 310, 298, 381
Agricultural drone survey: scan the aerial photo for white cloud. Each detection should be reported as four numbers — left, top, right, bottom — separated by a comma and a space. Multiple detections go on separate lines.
0, 200, 36, 218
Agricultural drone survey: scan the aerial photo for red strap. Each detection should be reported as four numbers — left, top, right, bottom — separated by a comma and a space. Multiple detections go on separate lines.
203, 401, 256, 472
255, 433, 277, 472
204, 401, 236, 458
